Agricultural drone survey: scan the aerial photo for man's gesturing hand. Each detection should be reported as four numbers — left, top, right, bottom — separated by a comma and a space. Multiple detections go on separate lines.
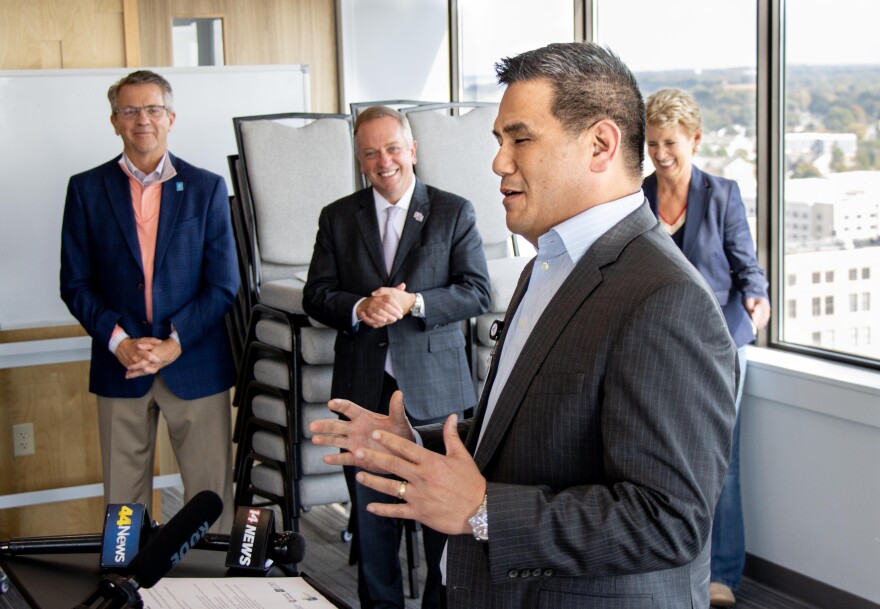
354, 413, 486, 536
310, 391, 416, 473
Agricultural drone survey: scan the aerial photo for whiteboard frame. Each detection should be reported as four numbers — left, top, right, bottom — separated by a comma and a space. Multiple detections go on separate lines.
0, 65, 309, 330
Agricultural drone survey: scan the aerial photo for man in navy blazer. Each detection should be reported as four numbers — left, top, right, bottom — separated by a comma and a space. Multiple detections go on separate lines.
60, 70, 238, 531
304, 106, 490, 609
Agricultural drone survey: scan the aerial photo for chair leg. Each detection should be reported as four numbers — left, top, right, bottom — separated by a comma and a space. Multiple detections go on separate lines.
404, 520, 420, 599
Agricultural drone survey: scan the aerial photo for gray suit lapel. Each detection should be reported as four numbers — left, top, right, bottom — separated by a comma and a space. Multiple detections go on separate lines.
355, 190, 387, 278
390, 179, 430, 280
472, 203, 657, 470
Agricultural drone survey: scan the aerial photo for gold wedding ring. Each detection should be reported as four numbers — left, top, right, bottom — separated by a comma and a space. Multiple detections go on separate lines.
397, 480, 408, 501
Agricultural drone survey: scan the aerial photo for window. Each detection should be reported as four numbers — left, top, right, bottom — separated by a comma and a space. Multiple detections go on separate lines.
596, 0, 758, 239
863, 293, 871, 311
823, 329, 836, 346
172, 17, 225, 67
848, 327, 859, 346
787, 299, 797, 318
788, 274, 797, 286
458, 0, 574, 102
780, 0, 880, 363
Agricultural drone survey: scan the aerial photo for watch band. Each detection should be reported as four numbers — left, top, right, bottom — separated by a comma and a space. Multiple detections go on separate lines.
468, 494, 488, 541
411, 292, 424, 317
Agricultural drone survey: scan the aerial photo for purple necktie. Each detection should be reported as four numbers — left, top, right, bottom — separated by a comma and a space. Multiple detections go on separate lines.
382, 205, 401, 274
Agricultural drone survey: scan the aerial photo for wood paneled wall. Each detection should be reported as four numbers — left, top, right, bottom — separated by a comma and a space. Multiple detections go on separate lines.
137, 0, 339, 111
0, 0, 127, 69
0, 326, 107, 536
0, 0, 339, 107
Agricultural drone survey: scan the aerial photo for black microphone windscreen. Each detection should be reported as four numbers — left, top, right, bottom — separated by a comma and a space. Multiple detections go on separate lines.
127, 490, 223, 588
276, 531, 308, 564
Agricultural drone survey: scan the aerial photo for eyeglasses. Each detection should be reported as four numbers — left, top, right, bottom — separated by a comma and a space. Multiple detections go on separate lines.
114, 105, 168, 120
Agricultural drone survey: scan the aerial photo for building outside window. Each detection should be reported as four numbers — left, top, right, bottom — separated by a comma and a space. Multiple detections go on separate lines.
781, 0, 880, 361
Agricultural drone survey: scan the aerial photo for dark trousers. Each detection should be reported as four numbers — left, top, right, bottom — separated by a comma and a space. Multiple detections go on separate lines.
347, 373, 450, 609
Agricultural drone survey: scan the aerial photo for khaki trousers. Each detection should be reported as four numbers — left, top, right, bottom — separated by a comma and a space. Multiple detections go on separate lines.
97, 374, 234, 532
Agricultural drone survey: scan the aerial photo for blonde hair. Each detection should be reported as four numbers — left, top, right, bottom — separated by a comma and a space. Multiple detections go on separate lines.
645, 88, 701, 136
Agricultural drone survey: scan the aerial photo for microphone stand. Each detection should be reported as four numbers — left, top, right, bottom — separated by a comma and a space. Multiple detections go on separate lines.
71, 574, 142, 609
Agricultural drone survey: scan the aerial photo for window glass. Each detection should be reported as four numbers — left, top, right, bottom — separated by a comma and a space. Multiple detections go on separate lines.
458, 0, 574, 255
458, 0, 574, 103
172, 18, 224, 67
597, 0, 758, 245
782, 0, 880, 361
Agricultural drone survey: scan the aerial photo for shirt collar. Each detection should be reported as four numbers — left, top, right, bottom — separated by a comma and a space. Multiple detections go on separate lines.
119, 152, 176, 187
372, 176, 416, 215
538, 190, 645, 265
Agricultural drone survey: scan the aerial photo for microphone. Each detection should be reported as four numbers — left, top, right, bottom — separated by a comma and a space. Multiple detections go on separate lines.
221, 505, 306, 572
201, 530, 307, 565
72, 490, 223, 608
0, 503, 154, 562
0, 528, 306, 566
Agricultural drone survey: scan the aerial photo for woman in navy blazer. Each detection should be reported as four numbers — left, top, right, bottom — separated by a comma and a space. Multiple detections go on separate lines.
643, 88, 770, 608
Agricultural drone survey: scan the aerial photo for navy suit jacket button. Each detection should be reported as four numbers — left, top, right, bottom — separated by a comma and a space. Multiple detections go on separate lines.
137, 283, 144, 290
507, 569, 519, 578
378, 341, 388, 347
532, 568, 542, 577
543, 568, 554, 577
519, 569, 532, 578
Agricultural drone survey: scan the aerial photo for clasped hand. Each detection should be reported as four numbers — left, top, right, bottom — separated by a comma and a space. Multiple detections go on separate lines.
310, 391, 486, 536
116, 337, 182, 379
356, 282, 417, 328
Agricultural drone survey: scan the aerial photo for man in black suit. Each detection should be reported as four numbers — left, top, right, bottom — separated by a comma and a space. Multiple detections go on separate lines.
310, 44, 737, 608
303, 106, 490, 609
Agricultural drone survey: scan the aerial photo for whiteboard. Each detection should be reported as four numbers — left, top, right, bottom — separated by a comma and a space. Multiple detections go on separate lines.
0, 65, 309, 330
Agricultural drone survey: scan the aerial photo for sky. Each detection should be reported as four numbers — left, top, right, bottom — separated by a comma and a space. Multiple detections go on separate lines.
461, 0, 880, 76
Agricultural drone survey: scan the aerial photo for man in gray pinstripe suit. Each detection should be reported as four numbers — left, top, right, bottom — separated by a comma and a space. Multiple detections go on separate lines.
311, 43, 737, 609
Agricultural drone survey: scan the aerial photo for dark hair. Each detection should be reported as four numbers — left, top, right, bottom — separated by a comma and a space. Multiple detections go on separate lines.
107, 70, 174, 112
495, 42, 645, 180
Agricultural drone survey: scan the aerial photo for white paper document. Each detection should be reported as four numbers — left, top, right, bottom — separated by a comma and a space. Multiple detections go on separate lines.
140, 577, 339, 608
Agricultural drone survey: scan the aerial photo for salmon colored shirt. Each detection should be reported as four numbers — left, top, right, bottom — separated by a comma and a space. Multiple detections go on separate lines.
108, 153, 178, 353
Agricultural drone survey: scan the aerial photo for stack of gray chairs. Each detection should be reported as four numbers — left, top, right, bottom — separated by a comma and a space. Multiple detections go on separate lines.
401, 103, 529, 395
230, 112, 355, 532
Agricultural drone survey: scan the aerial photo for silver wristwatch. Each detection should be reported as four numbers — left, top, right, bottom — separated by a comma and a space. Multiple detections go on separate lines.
468, 495, 488, 541
410, 292, 424, 317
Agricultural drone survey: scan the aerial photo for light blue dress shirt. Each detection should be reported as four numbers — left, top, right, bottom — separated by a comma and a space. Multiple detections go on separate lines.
475, 190, 645, 452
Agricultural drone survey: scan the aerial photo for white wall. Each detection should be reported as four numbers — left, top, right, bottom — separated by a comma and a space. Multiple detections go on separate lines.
741, 347, 880, 603
337, 0, 450, 111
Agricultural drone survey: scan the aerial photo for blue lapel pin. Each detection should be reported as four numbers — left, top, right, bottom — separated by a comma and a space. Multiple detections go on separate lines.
176, 181, 184, 191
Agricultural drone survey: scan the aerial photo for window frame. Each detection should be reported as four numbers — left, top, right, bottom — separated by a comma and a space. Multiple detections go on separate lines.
448, 0, 878, 370
762, 0, 879, 370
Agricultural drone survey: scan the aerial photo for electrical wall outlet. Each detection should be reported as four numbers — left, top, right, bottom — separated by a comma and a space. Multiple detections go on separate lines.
12, 422, 35, 457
